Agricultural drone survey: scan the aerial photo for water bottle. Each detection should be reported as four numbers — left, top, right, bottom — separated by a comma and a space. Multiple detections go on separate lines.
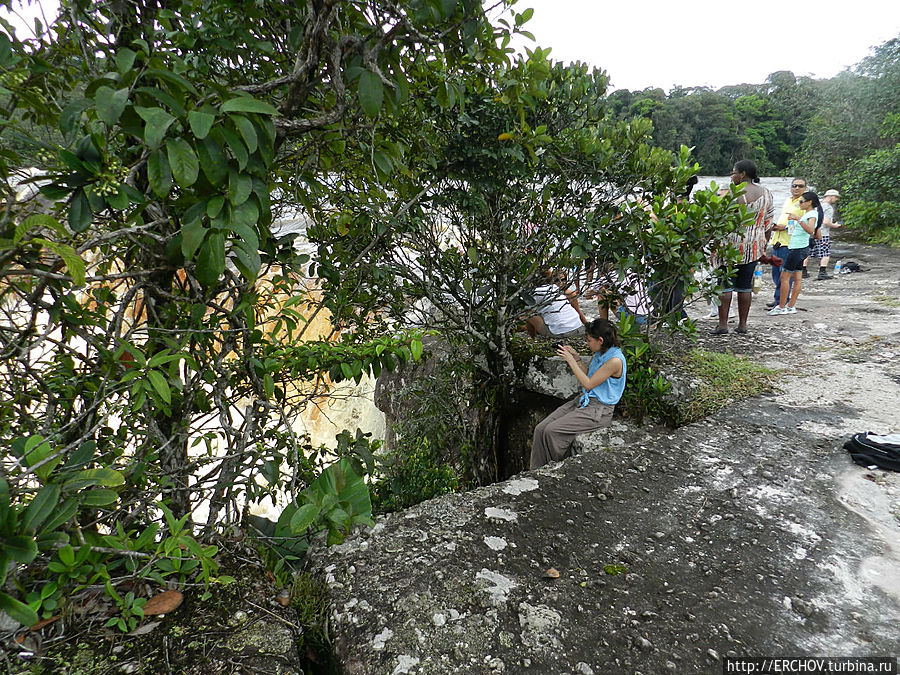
834, 260, 843, 275
752, 268, 762, 293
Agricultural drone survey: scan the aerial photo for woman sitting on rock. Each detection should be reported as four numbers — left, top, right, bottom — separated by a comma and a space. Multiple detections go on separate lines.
530, 318, 627, 469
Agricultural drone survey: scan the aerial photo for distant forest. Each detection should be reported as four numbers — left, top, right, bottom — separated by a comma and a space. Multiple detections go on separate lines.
606, 37, 898, 181
604, 35, 900, 243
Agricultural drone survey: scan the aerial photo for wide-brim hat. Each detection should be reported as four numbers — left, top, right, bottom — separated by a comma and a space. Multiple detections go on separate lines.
824, 189, 841, 197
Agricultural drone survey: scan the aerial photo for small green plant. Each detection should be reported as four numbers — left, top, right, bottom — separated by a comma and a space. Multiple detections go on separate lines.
616, 317, 673, 423
104, 581, 147, 633
604, 563, 628, 575
370, 437, 459, 514
262, 457, 375, 574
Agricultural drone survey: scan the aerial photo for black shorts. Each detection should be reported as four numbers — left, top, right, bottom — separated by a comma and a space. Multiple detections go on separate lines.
782, 247, 809, 272
720, 261, 758, 293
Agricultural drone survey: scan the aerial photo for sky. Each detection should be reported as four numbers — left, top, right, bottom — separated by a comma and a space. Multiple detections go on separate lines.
506, 0, 900, 92
3, 0, 899, 93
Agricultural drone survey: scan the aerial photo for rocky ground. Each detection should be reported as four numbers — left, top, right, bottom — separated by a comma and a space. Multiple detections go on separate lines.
306, 240, 900, 674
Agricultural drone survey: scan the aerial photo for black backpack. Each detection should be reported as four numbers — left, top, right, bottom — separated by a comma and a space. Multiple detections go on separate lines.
844, 432, 900, 471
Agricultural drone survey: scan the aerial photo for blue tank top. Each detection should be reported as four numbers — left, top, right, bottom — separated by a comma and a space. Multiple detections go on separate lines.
578, 346, 627, 408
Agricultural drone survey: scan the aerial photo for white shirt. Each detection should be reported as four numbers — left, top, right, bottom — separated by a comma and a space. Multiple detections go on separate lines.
532, 284, 584, 335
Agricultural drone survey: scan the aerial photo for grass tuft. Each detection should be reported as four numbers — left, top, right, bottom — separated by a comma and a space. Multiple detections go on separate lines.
676, 349, 778, 425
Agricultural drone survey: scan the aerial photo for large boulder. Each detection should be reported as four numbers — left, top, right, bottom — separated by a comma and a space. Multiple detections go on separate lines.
305, 402, 899, 673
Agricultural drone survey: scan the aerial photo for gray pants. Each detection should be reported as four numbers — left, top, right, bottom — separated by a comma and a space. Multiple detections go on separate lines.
530, 398, 615, 469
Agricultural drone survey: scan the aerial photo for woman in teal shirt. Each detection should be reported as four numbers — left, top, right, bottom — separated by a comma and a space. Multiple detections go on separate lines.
770, 191, 824, 315
530, 318, 627, 469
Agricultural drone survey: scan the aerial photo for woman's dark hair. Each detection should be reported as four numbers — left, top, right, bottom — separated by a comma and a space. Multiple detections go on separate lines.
585, 318, 620, 351
680, 175, 699, 199
800, 191, 824, 232
732, 160, 760, 183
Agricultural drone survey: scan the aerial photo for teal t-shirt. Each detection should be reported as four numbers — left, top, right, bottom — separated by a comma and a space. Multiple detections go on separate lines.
788, 210, 817, 249
578, 346, 627, 407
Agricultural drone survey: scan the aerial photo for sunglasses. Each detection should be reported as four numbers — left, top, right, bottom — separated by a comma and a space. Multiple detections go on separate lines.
791, 184, 805, 188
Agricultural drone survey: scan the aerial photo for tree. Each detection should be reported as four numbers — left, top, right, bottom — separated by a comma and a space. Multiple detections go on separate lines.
308, 52, 746, 484
791, 36, 900, 190
0, 0, 520, 626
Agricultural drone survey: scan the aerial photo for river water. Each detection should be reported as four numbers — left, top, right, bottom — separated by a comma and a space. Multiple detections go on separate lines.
697, 175, 795, 206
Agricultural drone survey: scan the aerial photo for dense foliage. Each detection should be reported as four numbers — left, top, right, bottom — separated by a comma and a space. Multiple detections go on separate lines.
0, 0, 515, 628
607, 34, 900, 244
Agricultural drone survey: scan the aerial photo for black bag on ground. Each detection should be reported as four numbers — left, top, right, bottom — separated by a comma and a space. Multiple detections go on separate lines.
843, 432, 900, 471
842, 260, 868, 273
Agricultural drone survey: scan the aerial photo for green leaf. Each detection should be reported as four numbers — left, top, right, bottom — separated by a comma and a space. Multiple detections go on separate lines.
0, 592, 39, 627
410, 339, 423, 361
68, 188, 92, 233
1, 535, 38, 563
105, 185, 131, 210
39, 183, 71, 201
80, 489, 119, 506
358, 70, 384, 117
147, 150, 173, 198
166, 138, 199, 188
195, 231, 225, 288
181, 219, 206, 261
289, 503, 320, 533
18, 214, 67, 244
59, 99, 92, 138
188, 110, 215, 139
217, 125, 248, 170
229, 200, 259, 237
114, 48, 137, 75
22, 436, 60, 482
372, 151, 392, 175
64, 468, 126, 490
32, 239, 86, 285
229, 114, 257, 154
220, 96, 279, 116
232, 241, 261, 283
21, 484, 60, 533
57, 544, 75, 566
41, 500, 76, 532
62, 441, 96, 470
206, 196, 225, 218
135, 106, 176, 148
147, 370, 171, 404
228, 170, 252, 205
95, 86, 130, 125
197, 136, 227, 186
145, 68, 197, 96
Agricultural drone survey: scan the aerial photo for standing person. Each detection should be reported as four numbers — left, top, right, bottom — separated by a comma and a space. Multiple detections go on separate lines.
710, 160, 774, 335
770, 191, 824, 315
811, 189, 843, 279
767, 177, 806, 307
530, 318, 626, 469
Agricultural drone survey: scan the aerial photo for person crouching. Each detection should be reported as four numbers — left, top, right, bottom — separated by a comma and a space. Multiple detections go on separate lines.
530, 318, 627, 469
